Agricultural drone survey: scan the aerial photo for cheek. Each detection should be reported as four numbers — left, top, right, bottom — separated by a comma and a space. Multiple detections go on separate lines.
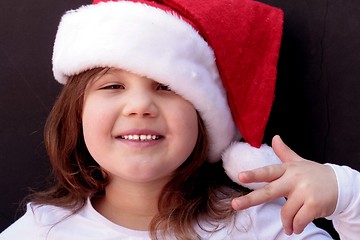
171, 103, 199, 155
82, 98, 115, 155
82, 96, 116, 131
82, 100, 101, 137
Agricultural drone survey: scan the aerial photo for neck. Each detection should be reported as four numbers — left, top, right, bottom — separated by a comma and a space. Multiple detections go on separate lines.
92, 178, 168, 230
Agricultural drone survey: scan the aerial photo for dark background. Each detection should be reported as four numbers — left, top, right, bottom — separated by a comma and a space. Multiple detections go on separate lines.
1, 1, 360, 238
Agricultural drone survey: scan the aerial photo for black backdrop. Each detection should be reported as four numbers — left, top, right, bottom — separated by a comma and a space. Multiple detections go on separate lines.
1, 1, 360, 238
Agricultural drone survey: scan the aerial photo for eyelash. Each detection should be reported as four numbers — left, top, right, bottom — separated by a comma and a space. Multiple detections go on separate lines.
100, 83, 171, 91
101, 84, 125, 90
156, 84, 172, 91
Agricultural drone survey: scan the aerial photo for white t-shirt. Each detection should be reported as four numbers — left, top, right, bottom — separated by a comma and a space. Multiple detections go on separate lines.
0, 197, 331, 239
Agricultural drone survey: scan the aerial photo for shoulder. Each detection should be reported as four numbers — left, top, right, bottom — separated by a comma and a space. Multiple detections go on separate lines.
1, 200, 152, 240
195, 199, 286, 239
30, 202, 74, 224
197, 198, 332, 239
241, 198, 332, 239
0, 203, 72, 239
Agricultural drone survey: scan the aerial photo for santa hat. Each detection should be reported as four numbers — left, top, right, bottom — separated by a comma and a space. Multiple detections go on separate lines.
52, 0, 283, 189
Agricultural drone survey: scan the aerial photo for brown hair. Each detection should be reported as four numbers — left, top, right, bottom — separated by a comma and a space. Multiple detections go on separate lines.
29, 68, 249, 239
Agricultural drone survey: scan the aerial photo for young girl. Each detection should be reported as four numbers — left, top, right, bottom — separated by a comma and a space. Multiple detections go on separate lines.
0, 0, 335, 239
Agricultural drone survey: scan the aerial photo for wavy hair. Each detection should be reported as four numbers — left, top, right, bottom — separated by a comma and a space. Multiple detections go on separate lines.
28, 68, 249, 239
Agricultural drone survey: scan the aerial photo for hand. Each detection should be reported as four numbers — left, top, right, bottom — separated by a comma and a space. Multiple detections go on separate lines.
231, 135, 338, 235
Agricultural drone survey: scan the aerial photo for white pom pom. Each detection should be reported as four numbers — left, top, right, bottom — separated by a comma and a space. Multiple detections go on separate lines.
222, 142, 281, 189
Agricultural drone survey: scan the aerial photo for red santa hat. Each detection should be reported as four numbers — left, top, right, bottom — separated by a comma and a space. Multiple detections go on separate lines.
52, 0, 283, 189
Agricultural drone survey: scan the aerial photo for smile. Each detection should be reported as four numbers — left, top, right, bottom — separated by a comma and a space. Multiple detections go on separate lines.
119, 134, 161, 141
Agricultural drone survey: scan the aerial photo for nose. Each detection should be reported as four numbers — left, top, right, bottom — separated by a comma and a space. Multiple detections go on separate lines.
122, 89, 159, 118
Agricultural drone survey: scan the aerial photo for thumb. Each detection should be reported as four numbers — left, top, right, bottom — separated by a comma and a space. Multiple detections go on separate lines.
272, 135, 301, 163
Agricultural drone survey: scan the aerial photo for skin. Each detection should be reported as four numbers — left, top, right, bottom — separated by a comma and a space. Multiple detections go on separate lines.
82, 68, 199, 230
232, 135, 338, 235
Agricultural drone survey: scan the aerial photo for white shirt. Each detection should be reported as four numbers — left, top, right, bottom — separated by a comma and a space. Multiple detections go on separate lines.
0, 196, 332, 239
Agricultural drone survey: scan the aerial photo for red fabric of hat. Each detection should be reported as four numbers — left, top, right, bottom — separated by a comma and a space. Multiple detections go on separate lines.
163, 0, 283, 148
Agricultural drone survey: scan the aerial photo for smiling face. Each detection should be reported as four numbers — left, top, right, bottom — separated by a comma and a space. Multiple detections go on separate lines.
82, 68, 199, 184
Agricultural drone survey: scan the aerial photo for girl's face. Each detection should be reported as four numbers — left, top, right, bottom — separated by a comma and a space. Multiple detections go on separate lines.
82, 69, 198, 184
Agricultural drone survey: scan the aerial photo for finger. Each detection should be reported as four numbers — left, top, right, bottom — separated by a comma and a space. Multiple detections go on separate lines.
232, 181, 288, 210
237, 164, 286, 183
280, 195, 304, 235
272, 135, 302, 163
292, 204, 318, 234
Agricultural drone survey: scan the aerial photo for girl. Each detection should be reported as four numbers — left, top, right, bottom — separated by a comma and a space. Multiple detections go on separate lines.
0, 0, 333, 239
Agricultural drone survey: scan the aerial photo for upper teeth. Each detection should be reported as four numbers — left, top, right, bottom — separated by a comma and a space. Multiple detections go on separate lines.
121, 134, 159, 141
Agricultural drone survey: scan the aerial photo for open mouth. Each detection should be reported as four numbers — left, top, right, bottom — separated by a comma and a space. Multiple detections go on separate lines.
118, 134, 162, 141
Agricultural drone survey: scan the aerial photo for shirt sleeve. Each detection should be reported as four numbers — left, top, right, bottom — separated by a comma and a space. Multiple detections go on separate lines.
325, 163, 360, 240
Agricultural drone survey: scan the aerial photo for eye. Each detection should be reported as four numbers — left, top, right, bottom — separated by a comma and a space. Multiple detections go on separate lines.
101, 84, 125, 90
156, 84, 172, 91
